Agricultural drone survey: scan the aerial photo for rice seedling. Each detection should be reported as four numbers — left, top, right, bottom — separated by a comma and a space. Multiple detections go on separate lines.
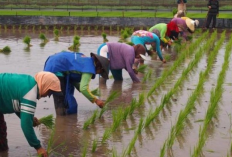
102, 32, 109, 43
91, 137, 98, 153
81, 142, 88, 157
98, 91, 120, 118
122, 106, 131, 120
112, 147, 118, 157
136, 64, 147, 73
38, 114, 55, 129
18, 24, 22, 30
136, 118, 144, 134
46, 128, 65, 156
4, 25, 7, 30
94, 25, 98, 31
102, 26, 105, 32
147, 30, 209, 97
68, 35, 80, 51
83, 110, 99, 129
137, 93, 146, 108
126, 133, 138, 155
23, 35, 32, 47
60, 26, 63, 31
53, 29, 59, 41
164, 54, 171, 61
191, 31, 230, 157
129, 98, 137, 115
83, 118, 92, 130
111, 108, 123, 132
0, 46, 11, 53
101, 128, 112, 143
39, 33, 49, 43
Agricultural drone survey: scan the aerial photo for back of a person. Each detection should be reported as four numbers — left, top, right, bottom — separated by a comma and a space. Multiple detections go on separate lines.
44, 51, 95, 75
149, 23, 167, 32
132, 30, 158, 44
107, 43, 134, 69
171, 18, 187, 31
0, 73, 36, 113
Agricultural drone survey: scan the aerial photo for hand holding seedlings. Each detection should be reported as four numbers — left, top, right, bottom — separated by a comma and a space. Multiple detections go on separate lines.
95, 99, 105, 108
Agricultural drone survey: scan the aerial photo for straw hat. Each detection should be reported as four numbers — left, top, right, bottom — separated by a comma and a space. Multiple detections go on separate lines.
90, 53, 109, 79
186, 18, 197, 32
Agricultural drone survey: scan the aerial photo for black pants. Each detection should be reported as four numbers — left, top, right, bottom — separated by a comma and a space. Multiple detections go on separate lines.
53, 76, 68, 116
0, 113, 8, 151
206, 14, 217, 28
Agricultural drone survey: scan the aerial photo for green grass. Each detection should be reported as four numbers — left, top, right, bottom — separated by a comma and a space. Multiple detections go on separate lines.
0, 10, 231, 18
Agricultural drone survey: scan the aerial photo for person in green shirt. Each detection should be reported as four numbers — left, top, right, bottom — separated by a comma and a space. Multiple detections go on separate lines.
0, 71, 62, 157
44, 51, 110, 115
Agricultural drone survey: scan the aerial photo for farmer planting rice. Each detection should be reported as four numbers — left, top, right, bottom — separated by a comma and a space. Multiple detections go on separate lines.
0, 71, 62, 157
171, 17, 199, 41
149, 21, 180, 49
97, 42, 146, 82
44, 51, 109, 115
131, 30, 166, 63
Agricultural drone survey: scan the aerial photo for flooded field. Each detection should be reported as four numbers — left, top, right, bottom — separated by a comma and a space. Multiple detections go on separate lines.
0, 28, 232, 157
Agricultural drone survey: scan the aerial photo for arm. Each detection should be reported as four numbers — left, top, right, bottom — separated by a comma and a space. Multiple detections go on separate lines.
153, 36, 165, 62
80, 73, 104, 108
20, 109, 41, 149
79, 73, 97, 102
125, 57, 140, 83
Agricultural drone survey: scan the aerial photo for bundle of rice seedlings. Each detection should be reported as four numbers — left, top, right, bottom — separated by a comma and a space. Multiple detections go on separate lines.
137, 64, 148, 73
38, 114, 54, 129
0, 46, 11, 53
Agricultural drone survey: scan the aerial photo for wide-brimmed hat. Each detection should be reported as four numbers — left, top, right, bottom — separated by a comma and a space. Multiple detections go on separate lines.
90, 53, 109, 79
186, 18, 197, 32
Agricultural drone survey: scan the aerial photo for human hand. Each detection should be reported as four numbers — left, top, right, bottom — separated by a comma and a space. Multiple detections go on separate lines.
95, 99, 105, 108
33, 117, 40, 127
133, 68, 138, 74
168, 40, 173, 46
36, 147, 48, 157
162, 59, 166, 63
208, 6, 211, 9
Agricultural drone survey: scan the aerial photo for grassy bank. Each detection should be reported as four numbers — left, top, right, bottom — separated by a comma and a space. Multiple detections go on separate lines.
0, 10, 232, 19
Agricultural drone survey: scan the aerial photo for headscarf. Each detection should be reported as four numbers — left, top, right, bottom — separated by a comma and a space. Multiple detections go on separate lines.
166, 21, 179, 37
133, 44, 146, 57
34, 71, 61, 98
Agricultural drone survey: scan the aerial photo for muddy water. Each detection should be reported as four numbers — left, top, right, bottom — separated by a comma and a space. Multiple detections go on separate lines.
0, 29, 231, 157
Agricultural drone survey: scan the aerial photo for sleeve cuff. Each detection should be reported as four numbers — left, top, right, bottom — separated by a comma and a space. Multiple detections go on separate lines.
34, 144, 42, 150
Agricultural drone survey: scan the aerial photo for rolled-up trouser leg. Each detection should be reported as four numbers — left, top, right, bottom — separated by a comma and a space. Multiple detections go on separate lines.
53, 76, 68, 116
0, 113, 8, 151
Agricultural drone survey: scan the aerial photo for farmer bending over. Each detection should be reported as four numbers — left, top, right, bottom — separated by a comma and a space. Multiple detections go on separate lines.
44, 51, 109, 115
131, 30, 166, 63
97, 42, 146, 83
149, 21, 180, 49
0, 71, 62, 157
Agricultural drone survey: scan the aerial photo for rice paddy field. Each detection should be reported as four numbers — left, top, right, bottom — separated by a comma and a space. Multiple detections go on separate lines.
0, 27, 232, 157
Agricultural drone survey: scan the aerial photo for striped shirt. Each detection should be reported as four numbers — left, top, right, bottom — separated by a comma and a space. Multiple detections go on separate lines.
0, 73, 41, 149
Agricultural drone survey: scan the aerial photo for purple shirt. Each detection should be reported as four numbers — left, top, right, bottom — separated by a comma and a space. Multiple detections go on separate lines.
106, 42, 139, 82
171, 18, 188, 39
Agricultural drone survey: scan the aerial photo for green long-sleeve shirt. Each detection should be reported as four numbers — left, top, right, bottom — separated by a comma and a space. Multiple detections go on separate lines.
73, 73, 97, 103
149, 23, 169, 43
0, 73, 41, 149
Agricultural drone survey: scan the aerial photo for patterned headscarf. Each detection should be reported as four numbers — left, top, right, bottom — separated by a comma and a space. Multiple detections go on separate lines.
34, 71, 61, 98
